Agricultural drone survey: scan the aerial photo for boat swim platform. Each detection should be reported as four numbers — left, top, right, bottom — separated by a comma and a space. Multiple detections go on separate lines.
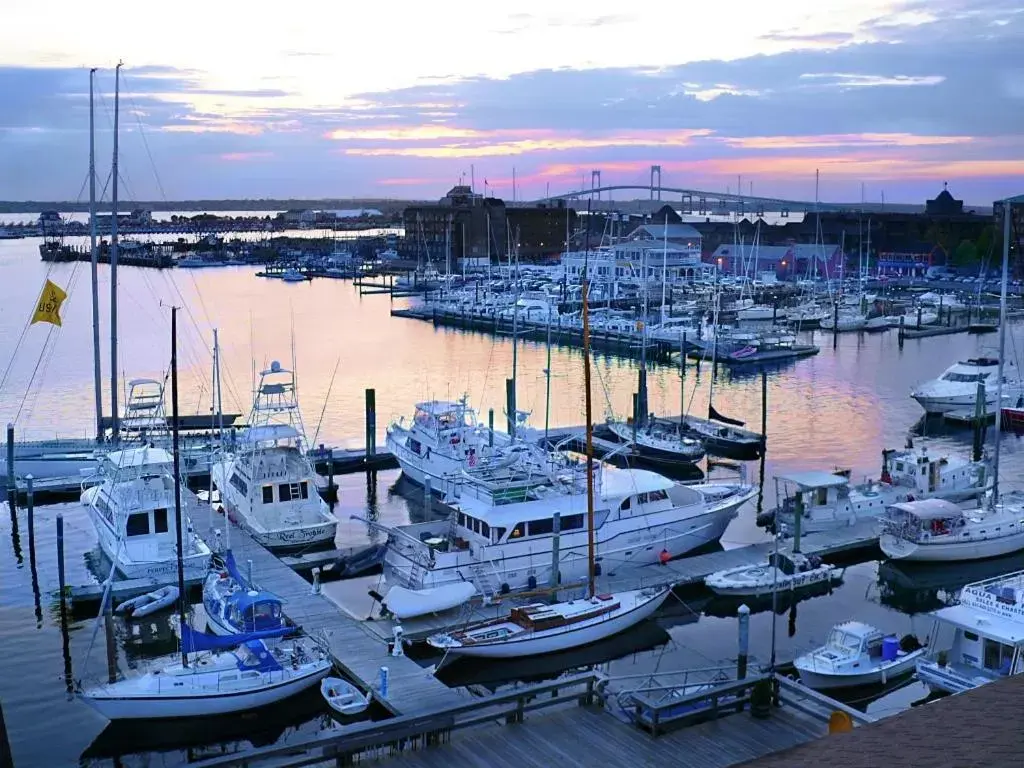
328, 519, 881, 645
216, 515, 469, 717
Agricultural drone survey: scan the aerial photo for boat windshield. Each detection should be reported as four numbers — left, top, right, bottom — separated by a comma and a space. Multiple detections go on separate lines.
827, 629, 861, 651
942, 372, 987, 382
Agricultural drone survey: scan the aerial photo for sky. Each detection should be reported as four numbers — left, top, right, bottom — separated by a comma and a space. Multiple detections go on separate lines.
1, 0, 1022, 205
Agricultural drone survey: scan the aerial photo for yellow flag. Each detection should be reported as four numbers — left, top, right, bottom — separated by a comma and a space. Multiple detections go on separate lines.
31, 279, 68, 327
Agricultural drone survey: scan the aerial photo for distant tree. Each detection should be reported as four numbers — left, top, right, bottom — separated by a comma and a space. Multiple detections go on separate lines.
953, 239, 978, 266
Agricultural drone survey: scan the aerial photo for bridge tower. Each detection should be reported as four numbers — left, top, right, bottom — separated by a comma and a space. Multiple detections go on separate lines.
591, 170, 601, 202
650, 165, 662, 200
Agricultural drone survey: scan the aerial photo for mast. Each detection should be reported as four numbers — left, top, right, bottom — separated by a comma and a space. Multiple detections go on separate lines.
109, 62, 123, 442
89, 68, 103, 441
660, 213, 668, 326
170, 306, 188, 668
544, 309, 552, 442
638, 246, 648, 425
993, 202, 1011, 498
582, 278, 596, 600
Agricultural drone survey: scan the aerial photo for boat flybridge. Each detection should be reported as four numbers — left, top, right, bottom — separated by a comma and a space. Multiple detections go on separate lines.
375, 456, 755, 596
81, 446, 211, 582
911, 357, 1023, 415
212, 361, 337, 550
385, 398, 529, 489
879, 496, 1024, 562
915, 570, 1024, 695
768, 444, 989, 534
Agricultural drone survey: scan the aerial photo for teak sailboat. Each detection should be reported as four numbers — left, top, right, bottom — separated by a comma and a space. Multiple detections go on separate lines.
427, 279, 669, 658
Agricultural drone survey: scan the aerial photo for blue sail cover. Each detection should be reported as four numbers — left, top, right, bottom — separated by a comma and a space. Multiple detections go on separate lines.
181, 622, 295, 653
224, 550, 251, 590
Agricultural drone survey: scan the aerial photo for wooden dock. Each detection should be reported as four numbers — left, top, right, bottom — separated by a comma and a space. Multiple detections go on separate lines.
220, 515, 468, 717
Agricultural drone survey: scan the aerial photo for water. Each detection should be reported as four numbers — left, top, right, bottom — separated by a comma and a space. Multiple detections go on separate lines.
3, 236, 1024, 765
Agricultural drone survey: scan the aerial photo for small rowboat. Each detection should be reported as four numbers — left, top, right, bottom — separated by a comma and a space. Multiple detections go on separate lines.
320, 676, 370, 716
114, 585, 180, 618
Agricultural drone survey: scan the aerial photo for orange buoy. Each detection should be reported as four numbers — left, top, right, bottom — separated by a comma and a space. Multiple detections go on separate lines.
659, 549, 671, 565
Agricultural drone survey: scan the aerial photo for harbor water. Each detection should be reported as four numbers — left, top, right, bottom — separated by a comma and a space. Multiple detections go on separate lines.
2, 234, 1024, 766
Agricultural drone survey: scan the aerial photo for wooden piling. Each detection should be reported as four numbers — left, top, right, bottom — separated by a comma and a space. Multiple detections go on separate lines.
25, 475, 34, 563
365, 388, 376, 457
488, 408, 494, 447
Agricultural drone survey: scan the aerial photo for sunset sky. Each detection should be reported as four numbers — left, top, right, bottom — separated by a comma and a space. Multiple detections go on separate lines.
1, 0, 1022, 204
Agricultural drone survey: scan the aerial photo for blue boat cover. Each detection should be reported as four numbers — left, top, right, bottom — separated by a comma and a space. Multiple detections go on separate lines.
224, 550, 251, 590
180, 622, 295, 653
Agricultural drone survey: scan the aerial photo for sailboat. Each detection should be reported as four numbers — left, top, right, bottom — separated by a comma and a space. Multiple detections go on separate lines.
880, 202, 1024, 563
426, 278, 669, 659
78, 307, 330, 721
607, 215, 707, 468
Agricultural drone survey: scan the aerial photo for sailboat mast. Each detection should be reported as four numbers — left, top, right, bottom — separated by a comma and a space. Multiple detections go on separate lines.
992, 202, 1011, 498
582, 279, 596, 599
170, 306, 188, 668
89, 68, 103, 441
109, 62, 123, 442
661, 214, 668, 326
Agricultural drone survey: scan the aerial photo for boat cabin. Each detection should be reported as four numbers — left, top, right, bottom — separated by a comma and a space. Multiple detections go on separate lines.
768, 551, 823, 575
775, 470, 880, 524
883, 446, 981, 495
822, 621, 887, 660
917, 570, 1024, 694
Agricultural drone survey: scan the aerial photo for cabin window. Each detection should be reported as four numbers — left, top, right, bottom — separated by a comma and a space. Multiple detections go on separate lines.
510, 524, 524, 539
648, 489, 668, 502
126, 512, 150, 537
409, 438, 422, 455
279, 483, 293, 502
815, 488, 828, 505
895, 462, 904, 472
620, 497, 631, 511
458, 513, 467, 527
563, 514, 585, 530
153, 508, 169, 534
964, 631, 979, 641
494, 527, 506, 541
528, 518, 554, 536
262, 486, 274, 504
480, 522, 490, 538
984, 639, 1015, 674
637, 492, 649, 504
230, 473, 248, 496
300, 482, 309, 500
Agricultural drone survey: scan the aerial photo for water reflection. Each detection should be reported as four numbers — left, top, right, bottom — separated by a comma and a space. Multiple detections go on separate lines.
876, 552, 1024, 615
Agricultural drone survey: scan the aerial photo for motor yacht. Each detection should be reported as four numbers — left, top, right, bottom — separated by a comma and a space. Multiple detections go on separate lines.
911, 357, 1022, 415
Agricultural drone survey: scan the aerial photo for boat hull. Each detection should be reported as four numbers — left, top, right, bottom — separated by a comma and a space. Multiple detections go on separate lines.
795, 651, 924, 690
79, 662, 330, 720
437, 589, 667, 658
880, 531, 1024, 562
88, 504, 210, 582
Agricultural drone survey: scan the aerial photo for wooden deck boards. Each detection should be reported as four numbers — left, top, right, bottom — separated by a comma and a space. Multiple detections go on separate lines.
221, 517, 466, 717
378, 704, 828, 768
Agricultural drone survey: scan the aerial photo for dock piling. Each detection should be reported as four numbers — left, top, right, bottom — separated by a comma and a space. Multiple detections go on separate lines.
365, 389, 377, 458
488, 408, 494, 447
832, 304, 838, 349
379, 666, 389, 699
972, 381, 986, 461
423, 478, 432, 515
56, 514, 66, 607
26, 474, 34, 561
326, 447, 335, 499
549, 512, 561, 596
506, 378, 517, 439
5, 423, 13, 492
898, 316, 905, 347
311, 567, 321, 595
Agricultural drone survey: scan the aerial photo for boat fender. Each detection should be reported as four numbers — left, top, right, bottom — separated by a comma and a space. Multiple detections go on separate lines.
500, 583, 510, 595
528, 575, 537, 590
659, 549, 671, 565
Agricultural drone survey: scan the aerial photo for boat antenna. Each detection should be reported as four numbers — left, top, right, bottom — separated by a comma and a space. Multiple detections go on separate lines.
992, 200, 1011, 499
170, 306, 189, 668
582, 274, 596, 600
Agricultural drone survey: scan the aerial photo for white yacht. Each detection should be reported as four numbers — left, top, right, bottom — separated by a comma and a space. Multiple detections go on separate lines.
705, 550, 842, 596
794, 622, 926, 690
211, 361, 337, 550
375, 461, 755, 595
385, 398, 524, 489
819, 309, 867, 332
769, 445, 988, 534
880, 497, 1024, 562
81, 447, 211, 582
915, 570, 1024, 695
911, 356, 1022, 415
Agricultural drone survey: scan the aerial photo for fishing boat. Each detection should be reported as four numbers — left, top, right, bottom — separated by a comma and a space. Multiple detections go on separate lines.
915, 570, 1024, 695
79, 307, 331, 721
766, 444, 988, 535
81, 447, 211, 582
321, 677, 370, 716
203, 552, 288, 636
606, 418, 705, 466
212, 361, 338, 550
794, 622, 926, 690
384, 397, 522, 489
425, 279, 669, 658
705, 550, 843, 597
911, 357, 1022, 415
879, 497, 1024, 562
